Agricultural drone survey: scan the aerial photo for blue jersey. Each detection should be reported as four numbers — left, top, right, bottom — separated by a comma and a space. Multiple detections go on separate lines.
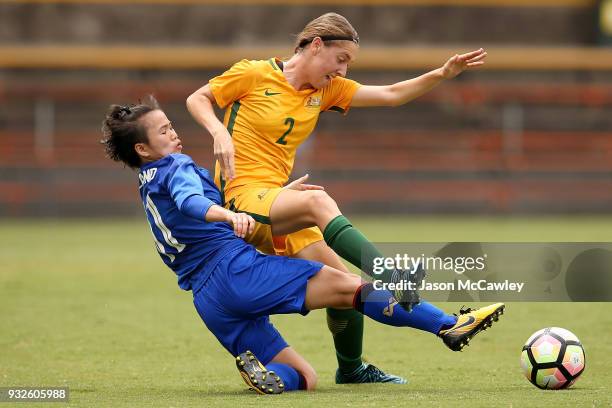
138, 153, 245, 292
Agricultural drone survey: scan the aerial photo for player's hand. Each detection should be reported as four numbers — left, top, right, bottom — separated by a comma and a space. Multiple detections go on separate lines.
284, 174, 325, 191
213, 129, 236, 181
441, 48, 487, 79
227, 211, 255, 238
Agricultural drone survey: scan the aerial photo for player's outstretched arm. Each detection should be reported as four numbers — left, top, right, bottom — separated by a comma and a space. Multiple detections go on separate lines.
351, 48, 487, 108
206, 205, 255, 238
186, 84, 236, 181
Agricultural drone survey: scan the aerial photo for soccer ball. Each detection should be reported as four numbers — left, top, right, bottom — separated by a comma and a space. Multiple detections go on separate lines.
520, 327, 585, 390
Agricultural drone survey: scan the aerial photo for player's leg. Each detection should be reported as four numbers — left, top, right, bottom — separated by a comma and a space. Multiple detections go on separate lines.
269, 189, 341, 235
268, 346, 317, 390
305, 265, 451, 332
234, 345, 317, 393
228, 187, 416, 310
193, 272, 309, 394
232, 324, 313, 394
305, 265, 505, 351
269, 189, 409, 287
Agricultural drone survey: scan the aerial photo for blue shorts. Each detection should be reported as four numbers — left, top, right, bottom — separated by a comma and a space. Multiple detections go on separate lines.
193, 245, 323, 365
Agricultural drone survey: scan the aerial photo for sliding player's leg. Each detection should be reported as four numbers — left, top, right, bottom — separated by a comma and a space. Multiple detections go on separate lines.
193, 246, 503, 394
267, 347, 317, 390
304, 266, 452, 332
233, 346, 317, 393
304, 265, 505, 352
221, 257, 417, 393
234, 346, 313, 394
192, 245, 326, 393
194, 280, 310, 393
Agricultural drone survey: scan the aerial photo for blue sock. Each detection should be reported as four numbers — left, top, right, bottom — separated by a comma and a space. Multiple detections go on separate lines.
266, 362, 304, 391
353, 283, 457, 334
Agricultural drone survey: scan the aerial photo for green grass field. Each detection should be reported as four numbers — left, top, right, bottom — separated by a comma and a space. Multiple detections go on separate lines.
2, 217, 612, 407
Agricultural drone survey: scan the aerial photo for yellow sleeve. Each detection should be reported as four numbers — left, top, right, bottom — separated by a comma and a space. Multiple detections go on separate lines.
320, 76, 361, 114
209, 59, 263, 109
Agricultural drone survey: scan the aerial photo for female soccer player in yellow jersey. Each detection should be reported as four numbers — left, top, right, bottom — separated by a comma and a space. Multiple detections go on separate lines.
186, 12, 488, 384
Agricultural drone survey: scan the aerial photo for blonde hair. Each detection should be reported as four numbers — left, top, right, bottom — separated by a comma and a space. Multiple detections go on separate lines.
294, 13, 359, 54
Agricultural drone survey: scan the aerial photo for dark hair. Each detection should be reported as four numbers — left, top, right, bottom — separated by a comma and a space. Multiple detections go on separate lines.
101, 95, 161, 169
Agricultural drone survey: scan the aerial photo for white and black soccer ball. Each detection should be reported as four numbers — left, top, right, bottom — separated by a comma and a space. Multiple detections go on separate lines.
520, 327, 585, 390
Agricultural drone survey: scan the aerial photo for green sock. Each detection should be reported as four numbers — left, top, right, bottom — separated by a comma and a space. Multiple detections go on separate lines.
323, 215, 394, 282
326, 307, 364, 374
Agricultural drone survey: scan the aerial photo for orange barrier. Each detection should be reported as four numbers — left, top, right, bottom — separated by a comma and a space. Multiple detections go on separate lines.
3, 81, 612, 105
2, 45, 612, 70
2, 130, 611, 172
0, 0, 596, 6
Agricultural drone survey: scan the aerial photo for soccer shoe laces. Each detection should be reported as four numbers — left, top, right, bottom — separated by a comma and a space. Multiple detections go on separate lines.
360, 364, 406, 384
456, 305, 473, 316
336, 363, 408, 384
363, 364, 386, 380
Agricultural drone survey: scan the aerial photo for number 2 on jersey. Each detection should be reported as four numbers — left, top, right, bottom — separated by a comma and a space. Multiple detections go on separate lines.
276, 117, 294, 145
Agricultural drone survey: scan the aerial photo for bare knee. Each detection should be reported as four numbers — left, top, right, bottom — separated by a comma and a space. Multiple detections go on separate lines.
299, 365, 318, 391
306, 266, 361, 310
305, 190, 339, 219
269, 347, 318, 391
333, 269, 362, 310
328, 267, 361, 295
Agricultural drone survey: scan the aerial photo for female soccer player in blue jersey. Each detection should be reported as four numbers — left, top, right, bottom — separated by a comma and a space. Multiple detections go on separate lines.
187, 12, 488, 384
101, 97, 504, 395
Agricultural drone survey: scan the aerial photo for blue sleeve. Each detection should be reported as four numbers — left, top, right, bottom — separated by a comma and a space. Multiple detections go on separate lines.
181, 195, 215, 221
167, 156, 215, 221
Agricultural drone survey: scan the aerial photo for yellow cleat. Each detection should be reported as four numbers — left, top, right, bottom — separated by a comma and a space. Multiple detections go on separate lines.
438, 303, 505, 351
235, 350, 284, 395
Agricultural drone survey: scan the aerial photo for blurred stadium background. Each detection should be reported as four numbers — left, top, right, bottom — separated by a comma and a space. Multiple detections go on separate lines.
2, 0, 612, 217
3, 2, 612, 406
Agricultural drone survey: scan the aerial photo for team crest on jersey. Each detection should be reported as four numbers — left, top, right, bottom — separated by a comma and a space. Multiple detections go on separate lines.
305, 96, 321, 109
257, 188, 270, 200
139, 168, 157, 188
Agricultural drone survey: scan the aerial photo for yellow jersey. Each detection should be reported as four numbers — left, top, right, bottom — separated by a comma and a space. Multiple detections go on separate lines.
209, 58, 360, 198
